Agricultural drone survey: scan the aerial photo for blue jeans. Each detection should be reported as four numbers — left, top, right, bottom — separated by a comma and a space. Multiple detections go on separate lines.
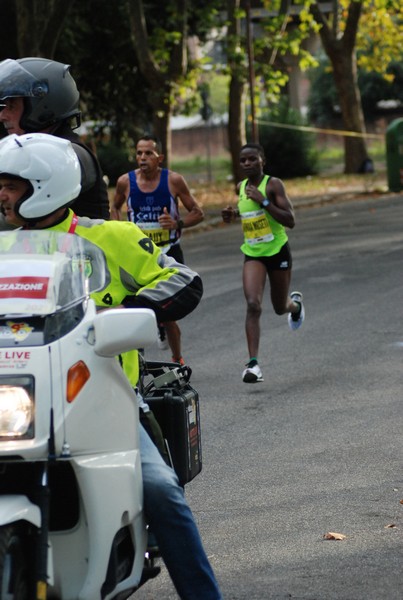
140, 425, 223, 599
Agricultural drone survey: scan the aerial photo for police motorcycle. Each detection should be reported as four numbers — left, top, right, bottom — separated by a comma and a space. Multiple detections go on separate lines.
0, 230, 167, 599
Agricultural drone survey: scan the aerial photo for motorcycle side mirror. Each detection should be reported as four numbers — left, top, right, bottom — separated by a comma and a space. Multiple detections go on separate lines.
92, 308, 158, 357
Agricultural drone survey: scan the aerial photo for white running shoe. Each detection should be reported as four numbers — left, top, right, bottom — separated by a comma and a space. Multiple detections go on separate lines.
288, 291, 305, 331
157, 325, 169, 350
158, 337, 169, 350
242, 362, 264, 383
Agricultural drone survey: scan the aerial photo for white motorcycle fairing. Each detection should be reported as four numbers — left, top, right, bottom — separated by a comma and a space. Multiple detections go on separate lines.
0, 494, 41, 527
0, 231, 159, 600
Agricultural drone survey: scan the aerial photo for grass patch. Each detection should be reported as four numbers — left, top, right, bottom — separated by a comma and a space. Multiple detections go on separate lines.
169, 139, 388, 210
109, 140, 389, 212
315, 138, 386, 172
171, 154, 232, 185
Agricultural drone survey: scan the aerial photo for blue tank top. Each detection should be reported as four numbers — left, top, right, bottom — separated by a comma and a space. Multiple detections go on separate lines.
127, 168, 180, 250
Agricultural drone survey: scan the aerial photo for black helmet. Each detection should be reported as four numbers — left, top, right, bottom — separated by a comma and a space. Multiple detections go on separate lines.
0, 57, 81, 132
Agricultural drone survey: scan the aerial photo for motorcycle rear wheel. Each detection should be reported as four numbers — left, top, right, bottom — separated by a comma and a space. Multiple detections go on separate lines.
0, 525, 30, 600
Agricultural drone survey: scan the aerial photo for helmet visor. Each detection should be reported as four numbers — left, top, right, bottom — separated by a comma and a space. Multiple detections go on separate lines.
0, 59, 49, 100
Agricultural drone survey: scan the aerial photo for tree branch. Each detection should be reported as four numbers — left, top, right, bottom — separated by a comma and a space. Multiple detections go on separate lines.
168, 0, 188, 80
41, 0, 78, 58
310, 2, 337, 56
125, 0, 163, 89
343, 0, 363, 53
15, 0, 77, 58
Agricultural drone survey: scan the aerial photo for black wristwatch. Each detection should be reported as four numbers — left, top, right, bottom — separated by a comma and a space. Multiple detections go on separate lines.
261, 198, 270, 209
177, 219, 185, 231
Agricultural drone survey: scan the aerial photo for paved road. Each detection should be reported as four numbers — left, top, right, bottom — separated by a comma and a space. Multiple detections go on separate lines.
133, 193, 403, 600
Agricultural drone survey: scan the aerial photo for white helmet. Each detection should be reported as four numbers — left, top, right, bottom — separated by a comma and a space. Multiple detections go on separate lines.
0, 133, 81, 221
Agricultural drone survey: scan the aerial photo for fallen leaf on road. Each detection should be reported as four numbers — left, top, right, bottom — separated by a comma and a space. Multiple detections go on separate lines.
385, 523, 397, 528
399, 499, 403, 505
323, 532, 347, 540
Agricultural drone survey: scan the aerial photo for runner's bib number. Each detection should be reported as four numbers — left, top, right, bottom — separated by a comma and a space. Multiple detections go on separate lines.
137, 222, 170, 247
241, 210, 274, 245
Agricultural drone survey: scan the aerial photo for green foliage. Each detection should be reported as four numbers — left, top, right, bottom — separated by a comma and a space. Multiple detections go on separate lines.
308, 56, 403, 123
359, 71, 393, 115
57, 0, 225, 144
96, 142, 133, 187
0, 3, 18, 57
254, 103, 319, 179
206, 74, 230, 115
255, 0, 320, 104
307, 57, 340, 125
355, 0, 403, 75
55, 0, 152, 144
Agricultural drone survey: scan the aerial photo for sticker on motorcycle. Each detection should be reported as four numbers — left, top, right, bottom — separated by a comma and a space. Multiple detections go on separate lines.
0, 256, 61, 315
0, 276, 49, 299
0, 321, 34, 343
72, 256, 93, 278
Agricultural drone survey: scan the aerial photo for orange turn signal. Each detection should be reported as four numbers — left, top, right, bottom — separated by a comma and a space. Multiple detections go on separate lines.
66, 360, 90, 403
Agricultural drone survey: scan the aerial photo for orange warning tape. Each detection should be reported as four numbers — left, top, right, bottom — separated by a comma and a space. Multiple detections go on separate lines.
256, 118, 384, 139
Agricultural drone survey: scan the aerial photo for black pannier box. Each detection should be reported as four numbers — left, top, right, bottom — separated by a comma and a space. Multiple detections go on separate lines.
145, 378, 202, 487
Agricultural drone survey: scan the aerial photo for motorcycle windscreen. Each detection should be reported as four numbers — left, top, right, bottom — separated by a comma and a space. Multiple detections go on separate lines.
0, 231, 106, 316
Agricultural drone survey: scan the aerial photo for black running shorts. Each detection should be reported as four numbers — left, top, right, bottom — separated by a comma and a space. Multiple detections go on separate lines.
243, 242, 292, 271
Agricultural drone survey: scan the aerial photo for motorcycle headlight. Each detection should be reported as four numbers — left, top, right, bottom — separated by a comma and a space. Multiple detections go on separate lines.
0, 376, 34, 440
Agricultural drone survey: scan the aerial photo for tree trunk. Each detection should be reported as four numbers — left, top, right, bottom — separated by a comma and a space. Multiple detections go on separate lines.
227, 0, 247, 186
15, 0, 76, 58
228, 77, 247, 184
327, 46, 369, 173
151, 88, 173, 167
126, 0, 187, 167
311, 1, 370, 174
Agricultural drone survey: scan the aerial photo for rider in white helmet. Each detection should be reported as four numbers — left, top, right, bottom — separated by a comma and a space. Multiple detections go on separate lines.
0, 133, 81, 224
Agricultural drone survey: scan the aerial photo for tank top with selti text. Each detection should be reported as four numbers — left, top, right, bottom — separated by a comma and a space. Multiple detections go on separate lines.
127, 168, 180, 252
